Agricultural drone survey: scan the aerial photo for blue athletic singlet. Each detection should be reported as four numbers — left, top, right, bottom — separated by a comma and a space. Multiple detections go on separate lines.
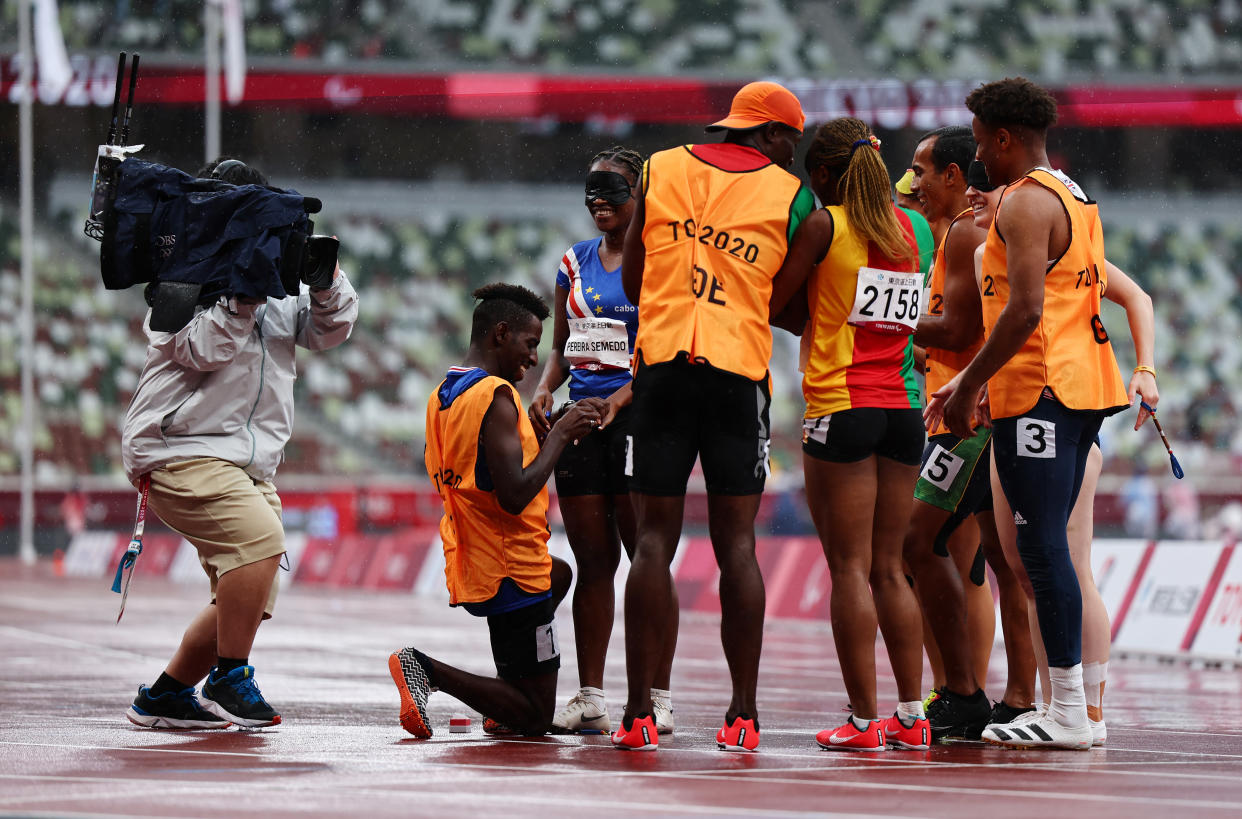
555, 237, 637, 401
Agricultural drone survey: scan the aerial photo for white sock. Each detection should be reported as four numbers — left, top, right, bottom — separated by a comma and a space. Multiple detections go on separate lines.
850, 714, 876, 730
897, 700, 925, 720
1047, 664, 1088, 729
579, 686, 606, 701
650, 687, 671, 702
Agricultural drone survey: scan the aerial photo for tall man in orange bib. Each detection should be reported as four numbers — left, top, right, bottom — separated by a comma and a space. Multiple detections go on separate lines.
906, 126, 1035, 739
931, 78, 1129, 750
615, 81, 816, 752
389, 283, 604, 738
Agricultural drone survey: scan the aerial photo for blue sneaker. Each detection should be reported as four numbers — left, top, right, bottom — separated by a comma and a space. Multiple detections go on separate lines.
200, 666, 282, 728
127, 684, 230, 730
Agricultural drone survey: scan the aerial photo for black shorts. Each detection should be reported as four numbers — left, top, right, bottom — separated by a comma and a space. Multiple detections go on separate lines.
802, 407, 925, 466
628, 356, 770, 496
968, 545, 987, 587
487, 596, 561, 681
554, 406, 630, 497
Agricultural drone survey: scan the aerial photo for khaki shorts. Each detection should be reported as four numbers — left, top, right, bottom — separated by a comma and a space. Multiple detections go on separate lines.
146, 457, 285, 616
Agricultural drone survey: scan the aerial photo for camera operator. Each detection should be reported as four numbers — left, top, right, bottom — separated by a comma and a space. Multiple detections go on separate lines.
122, 157, 358, 730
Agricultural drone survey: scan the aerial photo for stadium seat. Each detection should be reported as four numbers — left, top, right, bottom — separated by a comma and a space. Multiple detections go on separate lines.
3, 195, 1238, 482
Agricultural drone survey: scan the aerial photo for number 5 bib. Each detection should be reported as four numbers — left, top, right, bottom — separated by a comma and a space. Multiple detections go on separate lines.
847, 267, 921, 335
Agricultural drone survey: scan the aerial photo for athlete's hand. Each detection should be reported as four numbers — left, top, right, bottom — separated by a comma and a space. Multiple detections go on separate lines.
599, 397, 620, 429
1129, 371, 1158, 430
551, 397, 606, 445
529, 388, 555, 439
976, 384, 992, 429
923, 372, 961, 433
940, 375, 983, 440
599, 382, 633, 430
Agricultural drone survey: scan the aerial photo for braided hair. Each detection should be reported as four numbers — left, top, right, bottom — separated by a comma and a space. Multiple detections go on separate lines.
804, 118, 914, 265
590, 146, 644, 184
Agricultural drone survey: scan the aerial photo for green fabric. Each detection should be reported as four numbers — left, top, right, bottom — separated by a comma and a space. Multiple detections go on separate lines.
914, 427, 993, 512
899, 205, 936, 282
901, 336, 923, 410
789, 186, 817, 243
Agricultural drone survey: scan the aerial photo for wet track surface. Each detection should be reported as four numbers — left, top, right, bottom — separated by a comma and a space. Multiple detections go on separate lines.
3, 563, 1242, 817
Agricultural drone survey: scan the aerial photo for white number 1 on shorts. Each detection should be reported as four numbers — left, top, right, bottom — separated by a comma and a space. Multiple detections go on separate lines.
535, 621, 560, 662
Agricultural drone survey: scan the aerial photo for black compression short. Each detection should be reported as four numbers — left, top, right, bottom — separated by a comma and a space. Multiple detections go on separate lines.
627, 356, 771, 496
554, 406, 630, 497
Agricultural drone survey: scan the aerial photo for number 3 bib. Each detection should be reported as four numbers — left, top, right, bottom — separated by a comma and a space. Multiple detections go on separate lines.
847, 267, 922, 335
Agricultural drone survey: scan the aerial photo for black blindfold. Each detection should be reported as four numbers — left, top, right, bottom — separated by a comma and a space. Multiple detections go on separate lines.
585, 171, 632, 206
966, 160, 998, 193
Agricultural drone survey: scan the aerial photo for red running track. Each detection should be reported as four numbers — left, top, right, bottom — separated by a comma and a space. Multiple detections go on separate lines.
2, 560, 1241, 817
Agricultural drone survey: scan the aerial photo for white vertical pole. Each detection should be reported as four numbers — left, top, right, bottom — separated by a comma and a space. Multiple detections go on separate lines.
18, 0, 38, 565
205, 0, 221, 162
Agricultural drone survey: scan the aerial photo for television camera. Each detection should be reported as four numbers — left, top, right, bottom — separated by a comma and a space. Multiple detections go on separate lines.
84, 53, 338, 332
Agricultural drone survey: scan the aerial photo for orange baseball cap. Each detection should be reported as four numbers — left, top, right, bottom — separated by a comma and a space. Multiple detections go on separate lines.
706, 81, 806, 134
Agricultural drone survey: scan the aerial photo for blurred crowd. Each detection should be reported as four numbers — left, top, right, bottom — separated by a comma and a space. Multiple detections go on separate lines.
3, 193, 1240, 526
0, 200, 583, 482
52, 0, 824, 73
32, 0, 1242, 78
845, 0, 1242, 79
1100, 221, 1242, 473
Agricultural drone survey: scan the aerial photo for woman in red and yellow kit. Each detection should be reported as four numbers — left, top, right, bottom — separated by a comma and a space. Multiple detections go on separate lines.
771, 118, 930, 753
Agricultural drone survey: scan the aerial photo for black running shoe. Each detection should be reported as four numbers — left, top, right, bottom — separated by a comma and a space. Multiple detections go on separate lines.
925, 687, 990, 741
200, 665, 282, 728
126, 684, 229, 730
987, 700, 1036, 727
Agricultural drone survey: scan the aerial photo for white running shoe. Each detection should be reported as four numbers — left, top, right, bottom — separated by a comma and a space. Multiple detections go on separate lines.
552, 689, 610, 734
651, 690, 674, 735
982, 713, 1092, 750
1008, 704, 1047, 726
1090, 718, 1107, 746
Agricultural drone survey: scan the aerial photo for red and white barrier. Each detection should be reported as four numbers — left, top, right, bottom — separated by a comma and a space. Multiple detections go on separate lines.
1186, 544, 1242, 659
1112, 540, 1228, 657
64, 531, 1241, 663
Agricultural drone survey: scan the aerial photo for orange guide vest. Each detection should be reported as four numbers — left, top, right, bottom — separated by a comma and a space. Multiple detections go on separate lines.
979, 169, 1127, 419
636, 144, 806, 381
424, 370, 551, 605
